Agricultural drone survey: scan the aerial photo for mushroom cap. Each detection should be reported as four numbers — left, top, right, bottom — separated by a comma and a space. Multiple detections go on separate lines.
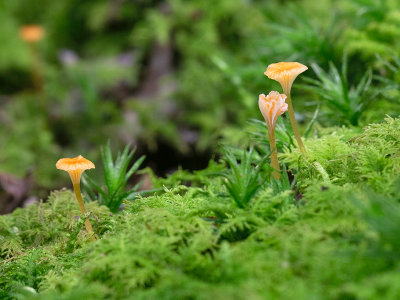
56, 155, 95, 172
19, 25, 45, 42
259, 91, 288, 130
264, 62, 308, 81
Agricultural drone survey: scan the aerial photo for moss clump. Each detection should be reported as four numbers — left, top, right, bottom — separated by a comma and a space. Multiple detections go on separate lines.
1, 118, 400, 299
0, 190, 112, 258
282, 116, 400, 193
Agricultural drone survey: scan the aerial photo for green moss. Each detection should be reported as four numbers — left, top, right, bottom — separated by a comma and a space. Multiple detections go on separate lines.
0, 190, 112, 257
2, 118, 400, 299
282, 116, 400, 193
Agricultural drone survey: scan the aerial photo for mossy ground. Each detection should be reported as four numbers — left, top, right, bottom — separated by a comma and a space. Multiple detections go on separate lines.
1, 117, 400, 300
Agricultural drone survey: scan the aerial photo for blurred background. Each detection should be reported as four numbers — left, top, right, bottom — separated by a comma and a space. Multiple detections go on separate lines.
1, 0, 400, 214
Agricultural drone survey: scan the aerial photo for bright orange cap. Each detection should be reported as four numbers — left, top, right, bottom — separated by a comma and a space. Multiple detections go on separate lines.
259, 91, 288, 130
56, 155, 95, 185
19, 25, 45, 43
264, 62, 308, 96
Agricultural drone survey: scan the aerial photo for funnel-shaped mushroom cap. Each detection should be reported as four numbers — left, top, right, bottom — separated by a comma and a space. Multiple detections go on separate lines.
19, 25, 44, 43
56, 155, 95, 185
265, 62, 308, 95
259, 91, 288, 130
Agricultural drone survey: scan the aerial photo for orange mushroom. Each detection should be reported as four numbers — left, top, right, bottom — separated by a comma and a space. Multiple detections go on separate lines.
265, 62, 308, 153
265, 62, 307, 96
19, 25, 45, 91
56, 155, 96, 241
259, 91, 288, 180
259, 91, 288, 131
19, 25, 44, 43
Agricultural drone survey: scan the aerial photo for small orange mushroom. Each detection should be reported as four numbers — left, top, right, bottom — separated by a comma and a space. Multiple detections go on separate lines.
259, 91, 288, 131
19, 25, 44, 43
264, 62, 307, 96
19, 25, 45, 91
264, 62, 308, 153
259, 91, 288, 180
56, 155, 96, 241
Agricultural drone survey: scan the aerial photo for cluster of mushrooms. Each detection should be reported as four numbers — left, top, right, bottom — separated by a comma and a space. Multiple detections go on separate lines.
55, 62, 308, 240
259, 62, 307, 179
18, 24, 307, 239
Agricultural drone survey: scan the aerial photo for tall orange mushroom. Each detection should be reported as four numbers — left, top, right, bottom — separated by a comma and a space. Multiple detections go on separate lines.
56, 155, 96, 241
19, 25, 45, 91
259, 91, 288, 180
265, 62, 308, 153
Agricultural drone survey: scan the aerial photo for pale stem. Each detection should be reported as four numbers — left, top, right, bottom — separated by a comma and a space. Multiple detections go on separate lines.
73, 183, 95, 241
286, 93, 306, 153
268, 126, 280, 180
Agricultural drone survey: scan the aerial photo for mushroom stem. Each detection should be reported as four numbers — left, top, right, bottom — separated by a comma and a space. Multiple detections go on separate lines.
268, 126, 280, 180
73, 183, 95, 241
28, 42, 43, 92
286, 93, 306, 153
